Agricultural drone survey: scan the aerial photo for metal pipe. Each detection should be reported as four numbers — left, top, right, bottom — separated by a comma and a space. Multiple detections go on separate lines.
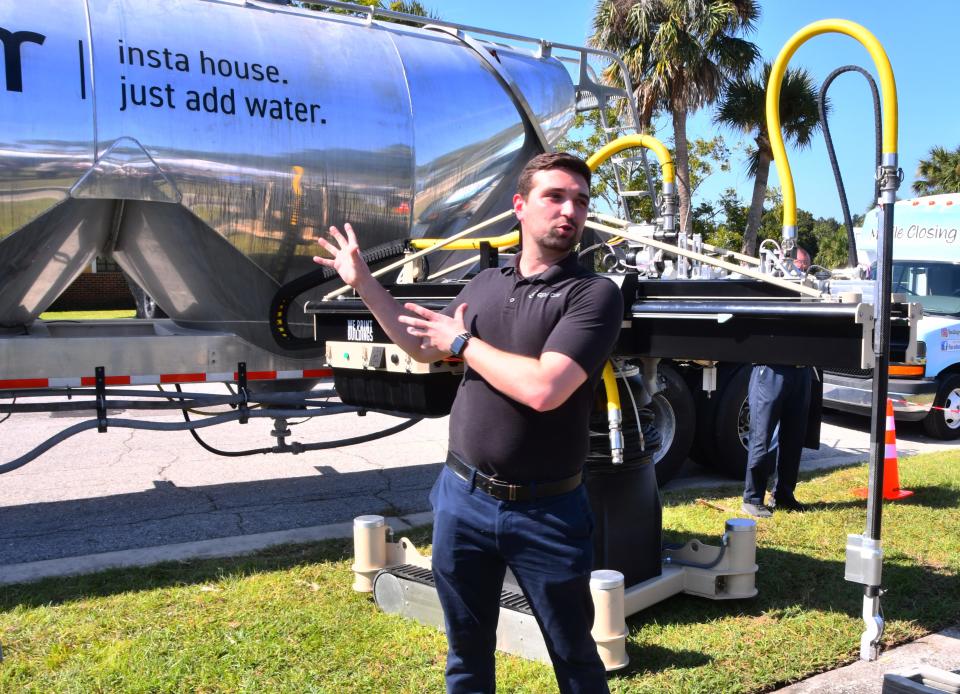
601, 362, 623, 464
322, 209, 515, 300
585, 219, 824, 298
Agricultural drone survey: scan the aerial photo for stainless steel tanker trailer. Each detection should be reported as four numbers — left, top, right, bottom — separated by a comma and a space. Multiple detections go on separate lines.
0, 0, 917, 485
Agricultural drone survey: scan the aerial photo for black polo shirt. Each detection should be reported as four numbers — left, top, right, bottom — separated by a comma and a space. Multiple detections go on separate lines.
444, 252, 623, 483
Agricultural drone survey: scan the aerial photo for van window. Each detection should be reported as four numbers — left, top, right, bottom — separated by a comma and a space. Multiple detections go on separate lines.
880, 261, 960, 316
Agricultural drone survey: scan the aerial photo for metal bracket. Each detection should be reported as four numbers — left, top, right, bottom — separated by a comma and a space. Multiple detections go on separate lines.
95, 366, 107, 433
478, 241, 498, 270
236, 362, 250, 424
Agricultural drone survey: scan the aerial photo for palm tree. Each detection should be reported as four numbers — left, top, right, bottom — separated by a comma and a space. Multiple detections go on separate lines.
590, 0, 759, 234
714, 62, 821, 256
913, 145, 960, 196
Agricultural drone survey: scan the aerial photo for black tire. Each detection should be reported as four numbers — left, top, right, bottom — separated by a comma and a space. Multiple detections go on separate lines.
134, 289, 166, 319
922, 373, 960, 439
648, 363, 695, 485
710, 365, 752, 480
125, 275, 167, 319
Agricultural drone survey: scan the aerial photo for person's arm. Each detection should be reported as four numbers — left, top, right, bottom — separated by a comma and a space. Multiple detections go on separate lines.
401, 275, 623, 411
398, 306, 590, 413
313, 224, 460, 363
457, 339, 587, 412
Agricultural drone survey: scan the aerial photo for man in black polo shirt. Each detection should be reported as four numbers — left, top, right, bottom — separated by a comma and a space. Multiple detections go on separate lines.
314, 152, 623, 694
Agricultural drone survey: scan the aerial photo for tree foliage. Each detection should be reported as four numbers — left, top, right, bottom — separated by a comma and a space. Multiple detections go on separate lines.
590, 0, 760, 234
714, 61, 822, 255
559, 112, 733, 229
913, 145, 960, 196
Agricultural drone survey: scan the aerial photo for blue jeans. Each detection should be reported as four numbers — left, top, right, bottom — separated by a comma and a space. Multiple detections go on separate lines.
429, 466, 609, 694
743, 365, 812, 505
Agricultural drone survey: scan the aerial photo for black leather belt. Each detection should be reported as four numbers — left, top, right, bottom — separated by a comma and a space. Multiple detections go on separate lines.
444, 453, 582, 501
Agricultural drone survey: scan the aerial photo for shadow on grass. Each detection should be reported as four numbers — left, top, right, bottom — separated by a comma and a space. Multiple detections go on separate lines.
0, 524, 435, 611
665, 467, 960, 513
770, 482, 960, 512
617, 642, 712, 676
623, 544, 960, 641
662, 462, 872, 506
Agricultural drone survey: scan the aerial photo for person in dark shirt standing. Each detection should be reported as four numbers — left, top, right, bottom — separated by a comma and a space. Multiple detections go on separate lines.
742, 247, 814, 518
314, 152, 623, 693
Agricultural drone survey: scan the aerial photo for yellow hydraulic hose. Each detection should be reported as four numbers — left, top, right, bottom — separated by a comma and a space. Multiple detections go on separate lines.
586, 135, 676, 466
587, 134, 676, 234
411, 133, 677, 251
601, 361, 624, 465
409, 229, 519, 251
585, 133, 675, 183
767, 19, 898, 238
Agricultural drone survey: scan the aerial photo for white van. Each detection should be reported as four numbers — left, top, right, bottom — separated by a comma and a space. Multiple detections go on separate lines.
822, 193, 960, 439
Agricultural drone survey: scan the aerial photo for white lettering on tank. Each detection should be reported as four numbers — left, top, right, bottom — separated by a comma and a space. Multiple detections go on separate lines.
346, 319, 374, 342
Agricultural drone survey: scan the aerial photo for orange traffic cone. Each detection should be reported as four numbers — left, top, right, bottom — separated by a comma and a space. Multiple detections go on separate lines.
853, 398, 914, 500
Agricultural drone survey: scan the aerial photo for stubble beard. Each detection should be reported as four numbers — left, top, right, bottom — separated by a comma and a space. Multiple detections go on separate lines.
537, 227, 580, 253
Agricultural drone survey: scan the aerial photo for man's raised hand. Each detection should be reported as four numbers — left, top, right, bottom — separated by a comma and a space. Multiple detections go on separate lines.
312, 223, 370, 288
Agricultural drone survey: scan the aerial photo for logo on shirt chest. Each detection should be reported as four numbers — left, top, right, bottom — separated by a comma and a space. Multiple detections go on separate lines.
527, 290, 563, 299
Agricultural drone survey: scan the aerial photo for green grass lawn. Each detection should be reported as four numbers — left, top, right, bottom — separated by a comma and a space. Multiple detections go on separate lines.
2, 452, 958, 693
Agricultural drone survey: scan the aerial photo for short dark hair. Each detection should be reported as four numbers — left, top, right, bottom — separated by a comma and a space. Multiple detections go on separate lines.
517, 152, 592, 199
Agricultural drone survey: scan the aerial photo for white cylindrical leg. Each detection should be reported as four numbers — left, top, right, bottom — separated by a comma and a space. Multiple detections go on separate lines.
351, 515, 386, 592
590, 570, 630, 671
722, 518, 758, 597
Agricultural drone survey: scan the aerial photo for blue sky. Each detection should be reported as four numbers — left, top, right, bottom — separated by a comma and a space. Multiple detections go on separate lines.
436, 1, 960, 221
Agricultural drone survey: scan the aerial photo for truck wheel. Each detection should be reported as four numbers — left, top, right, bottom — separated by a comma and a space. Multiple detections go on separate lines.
135, 290, 166, 319
648, 364, 695, 485
922, 374, 960, 439
125, 275, 167, 319
711, 365, 751, 480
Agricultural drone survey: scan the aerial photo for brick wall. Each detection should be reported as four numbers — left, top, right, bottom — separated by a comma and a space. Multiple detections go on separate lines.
48, 271, 137, 311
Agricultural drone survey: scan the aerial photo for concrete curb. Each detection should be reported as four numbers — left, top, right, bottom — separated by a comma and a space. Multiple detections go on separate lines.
774, 627, 960, 693
0, 511, 434, 586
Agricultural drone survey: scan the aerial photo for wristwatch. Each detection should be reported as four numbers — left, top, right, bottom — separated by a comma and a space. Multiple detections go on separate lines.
449, 331, 473, 358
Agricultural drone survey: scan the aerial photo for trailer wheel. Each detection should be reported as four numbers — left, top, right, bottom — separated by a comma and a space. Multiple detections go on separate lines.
711, 365, 751, 480
922, 374, 960, 439
130, 282, 167, 319
648, 364, 695, 485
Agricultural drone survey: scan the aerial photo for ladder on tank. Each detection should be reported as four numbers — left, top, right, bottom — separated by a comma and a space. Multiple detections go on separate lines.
570, 56, 660, 224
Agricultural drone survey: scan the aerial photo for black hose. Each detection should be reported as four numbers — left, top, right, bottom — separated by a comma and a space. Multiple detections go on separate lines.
270, 239, 408, 350
662, 537, 729, 570
0, 389, 340, 414
281, 417, 422, 452
169, 384, 423, 458
173, 383, 272, 456
818, 65, 882, 267
0, 405, 412, 474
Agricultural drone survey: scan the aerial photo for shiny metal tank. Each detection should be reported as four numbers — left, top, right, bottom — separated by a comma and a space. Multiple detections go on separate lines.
0, 0, 575, 353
